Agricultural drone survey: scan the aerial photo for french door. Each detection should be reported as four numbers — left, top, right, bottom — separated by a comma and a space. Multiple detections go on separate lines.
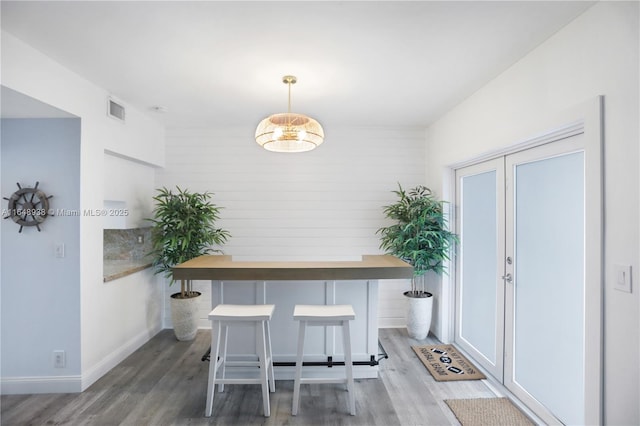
455, 132, 600, 425
455, 157, 505, 382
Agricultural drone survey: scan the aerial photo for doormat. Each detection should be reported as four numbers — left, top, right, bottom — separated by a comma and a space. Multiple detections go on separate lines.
411, 344, 486, 381
444, 398, 534, 426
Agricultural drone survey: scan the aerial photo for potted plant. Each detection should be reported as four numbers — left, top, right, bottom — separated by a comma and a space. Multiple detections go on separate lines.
377, 184, 457, 340
148, 186, 230, 341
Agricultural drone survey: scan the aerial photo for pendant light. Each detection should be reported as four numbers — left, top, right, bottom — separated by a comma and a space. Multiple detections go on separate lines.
255, 75, 324, 153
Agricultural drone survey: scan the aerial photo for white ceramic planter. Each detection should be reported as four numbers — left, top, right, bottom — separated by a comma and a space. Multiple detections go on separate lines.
170, 291, 201, 341
404, 291, 433, 340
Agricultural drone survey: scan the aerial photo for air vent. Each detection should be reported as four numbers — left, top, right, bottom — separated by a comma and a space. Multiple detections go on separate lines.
107, 97, 125, 122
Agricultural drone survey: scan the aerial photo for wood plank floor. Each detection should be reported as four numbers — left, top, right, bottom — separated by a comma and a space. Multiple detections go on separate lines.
1, 328, 496, 425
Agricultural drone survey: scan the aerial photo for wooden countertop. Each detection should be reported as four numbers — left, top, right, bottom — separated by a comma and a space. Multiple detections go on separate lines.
103, 258, 153, 282
172, 255, 413, 281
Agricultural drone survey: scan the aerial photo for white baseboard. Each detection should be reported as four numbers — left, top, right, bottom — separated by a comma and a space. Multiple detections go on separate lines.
1, 326, 162, 395
378, 318, 406, 328
378, 320, 442, 342
1, 375, 82, 395
81, 324, 162, 391
167, 321, 220, 330
1, 324, 164, 395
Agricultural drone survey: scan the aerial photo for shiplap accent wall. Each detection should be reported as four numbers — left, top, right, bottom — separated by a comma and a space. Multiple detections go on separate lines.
157, 125, 426, 328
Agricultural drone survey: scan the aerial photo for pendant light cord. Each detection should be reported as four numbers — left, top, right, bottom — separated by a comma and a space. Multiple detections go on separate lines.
288, 80, 292, 114
283, 75, 296, 127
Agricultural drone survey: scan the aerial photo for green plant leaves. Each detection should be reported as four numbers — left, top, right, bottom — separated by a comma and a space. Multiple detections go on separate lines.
377, 183, 458, 278
147, 186, 230, 282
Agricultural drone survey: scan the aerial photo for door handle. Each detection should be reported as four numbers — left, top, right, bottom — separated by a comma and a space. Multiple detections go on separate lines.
502, 273, 513, 283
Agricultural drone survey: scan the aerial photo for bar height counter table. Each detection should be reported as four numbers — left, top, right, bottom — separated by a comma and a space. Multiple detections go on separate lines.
173, 255, 413, 379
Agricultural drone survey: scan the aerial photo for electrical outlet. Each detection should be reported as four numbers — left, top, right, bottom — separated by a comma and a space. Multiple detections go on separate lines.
137, 235, 144, 244
54, 243, 65, 258
53, 350, 66, 368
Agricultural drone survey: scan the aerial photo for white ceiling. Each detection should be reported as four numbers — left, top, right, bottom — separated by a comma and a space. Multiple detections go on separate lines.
1, 1, 594, 128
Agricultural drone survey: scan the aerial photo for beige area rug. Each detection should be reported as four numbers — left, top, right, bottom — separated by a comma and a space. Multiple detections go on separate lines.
444, 398, 534, 426
412, 344, 486, 381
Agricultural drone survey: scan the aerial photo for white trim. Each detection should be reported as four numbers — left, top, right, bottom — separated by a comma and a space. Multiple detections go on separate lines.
448, 120, 585, 170
442, 167, 457, 344
582, 95, 604, 426
80, 325, 163, 391
1, 375, 82, 395
378, 320, 406, 329
1, 325, 162, 395
367, 280, 379, 354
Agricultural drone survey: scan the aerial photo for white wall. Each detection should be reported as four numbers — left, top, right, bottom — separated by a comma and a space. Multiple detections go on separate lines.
425, 2, 638, 424
1, 118, 81, 392
1, 31, 165, 393
156, 126, 426, 328
103, 153, 156, 229
104, 116, 165, 169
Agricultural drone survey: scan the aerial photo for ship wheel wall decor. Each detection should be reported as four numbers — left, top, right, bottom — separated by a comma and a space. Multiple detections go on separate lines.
3, 182, 53, 232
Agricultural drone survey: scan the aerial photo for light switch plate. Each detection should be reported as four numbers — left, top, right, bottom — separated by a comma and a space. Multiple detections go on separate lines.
54, 243, 65, 258
614, 264, 632, 293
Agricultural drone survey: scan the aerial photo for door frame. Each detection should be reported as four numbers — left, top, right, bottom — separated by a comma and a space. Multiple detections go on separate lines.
442, 96, 603, 424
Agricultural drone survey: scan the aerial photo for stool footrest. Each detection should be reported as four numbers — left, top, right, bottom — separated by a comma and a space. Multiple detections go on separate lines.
300, 377, 348, 385
215, 378, 265, 385
221, 360, 271, 367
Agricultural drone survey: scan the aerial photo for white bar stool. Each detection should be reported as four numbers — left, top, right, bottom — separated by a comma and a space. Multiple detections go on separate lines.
292, 304, 356, 416
205, 304, 276, 417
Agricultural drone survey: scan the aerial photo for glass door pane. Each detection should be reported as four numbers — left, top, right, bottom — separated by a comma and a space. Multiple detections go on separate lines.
506, 144, 585, 425
455, 158, 504, 380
